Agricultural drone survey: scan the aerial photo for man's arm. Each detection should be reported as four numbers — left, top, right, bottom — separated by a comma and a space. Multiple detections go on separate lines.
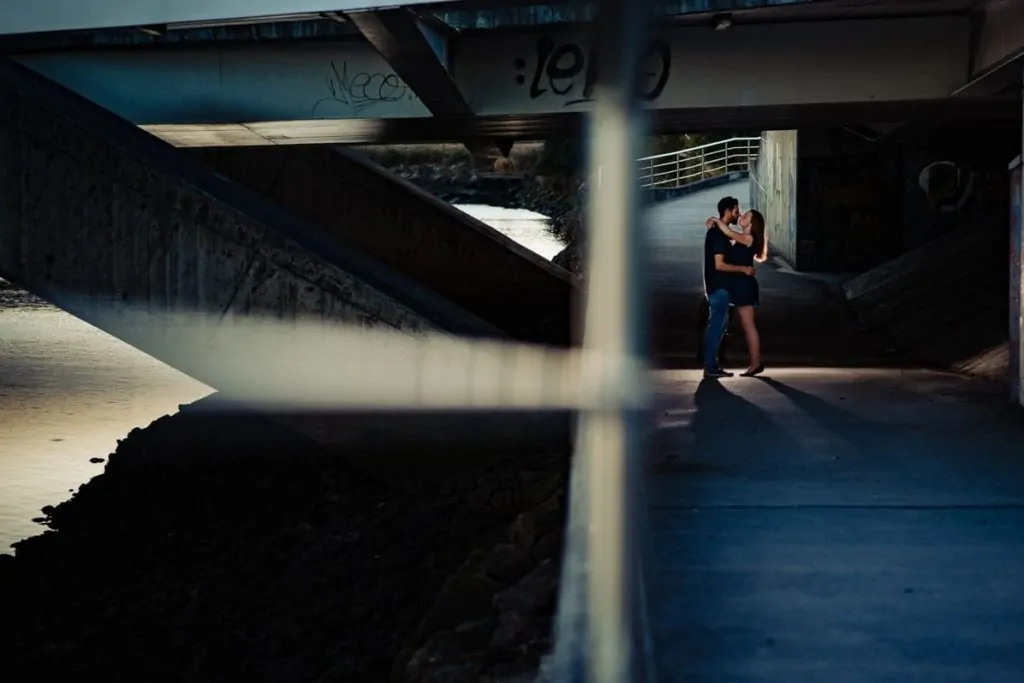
714, 254, 754, 276
706, 217, 754, 245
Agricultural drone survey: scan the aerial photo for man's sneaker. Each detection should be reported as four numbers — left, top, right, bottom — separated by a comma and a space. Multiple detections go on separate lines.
703, 367, 733, 379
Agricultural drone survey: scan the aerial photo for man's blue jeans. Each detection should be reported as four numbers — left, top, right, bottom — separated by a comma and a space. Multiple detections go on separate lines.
704, 288, 730, 370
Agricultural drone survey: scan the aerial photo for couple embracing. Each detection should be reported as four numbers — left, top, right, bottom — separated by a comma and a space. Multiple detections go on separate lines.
701, 196, 767, 379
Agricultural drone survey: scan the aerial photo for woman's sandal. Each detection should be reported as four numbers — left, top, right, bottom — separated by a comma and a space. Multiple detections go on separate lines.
740, 364, 765, 377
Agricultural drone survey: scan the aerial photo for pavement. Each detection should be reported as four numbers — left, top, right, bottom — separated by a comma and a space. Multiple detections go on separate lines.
643, 184, 1024, 682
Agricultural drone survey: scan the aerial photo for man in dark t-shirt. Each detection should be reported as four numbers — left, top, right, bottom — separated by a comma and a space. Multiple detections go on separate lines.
701, 196, 742, 378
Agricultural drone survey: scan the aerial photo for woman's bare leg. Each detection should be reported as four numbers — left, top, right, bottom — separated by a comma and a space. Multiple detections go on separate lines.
737, 306, 761, 371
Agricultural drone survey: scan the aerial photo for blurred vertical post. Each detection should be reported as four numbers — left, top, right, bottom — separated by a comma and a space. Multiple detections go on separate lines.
580, 0, 656, 680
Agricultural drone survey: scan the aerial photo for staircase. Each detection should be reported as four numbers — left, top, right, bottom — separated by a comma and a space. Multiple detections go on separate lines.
841, 226, 1008, 378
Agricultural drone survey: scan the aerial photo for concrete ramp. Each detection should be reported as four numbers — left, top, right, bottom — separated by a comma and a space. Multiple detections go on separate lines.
842, 226, 1008, 378
195, 147, 576, 345
0, 57, 570, 461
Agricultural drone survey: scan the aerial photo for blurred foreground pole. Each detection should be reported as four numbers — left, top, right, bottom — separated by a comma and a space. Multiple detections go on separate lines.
579, 0, 656, 680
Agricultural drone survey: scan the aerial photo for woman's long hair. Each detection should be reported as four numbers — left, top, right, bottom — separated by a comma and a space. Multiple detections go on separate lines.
749, 210, 768, 263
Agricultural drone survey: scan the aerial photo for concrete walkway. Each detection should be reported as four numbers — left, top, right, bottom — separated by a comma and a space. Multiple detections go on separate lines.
648, 181, 886, 368
644, 184, 1024, 682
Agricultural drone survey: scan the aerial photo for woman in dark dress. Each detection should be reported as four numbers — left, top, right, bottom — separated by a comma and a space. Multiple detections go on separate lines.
706, 209, 767, 376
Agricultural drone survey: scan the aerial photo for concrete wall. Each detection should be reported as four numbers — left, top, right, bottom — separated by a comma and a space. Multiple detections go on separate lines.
794, 121, 1019, 273
0, 57, 505, 395
795, 128, 899, 272
751, 130, 798, 266
194, 147, 576, 345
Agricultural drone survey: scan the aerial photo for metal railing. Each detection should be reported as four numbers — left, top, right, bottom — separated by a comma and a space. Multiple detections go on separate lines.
636, 136, 760, 189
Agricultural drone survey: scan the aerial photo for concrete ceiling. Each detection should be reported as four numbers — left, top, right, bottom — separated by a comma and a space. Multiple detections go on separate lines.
139, 95, 1020, 147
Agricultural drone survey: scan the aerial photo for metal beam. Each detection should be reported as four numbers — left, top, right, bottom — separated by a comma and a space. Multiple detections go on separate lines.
345, 8, 505, 157
0, 0, 454, 37
0, 19, 360, 53
433, 0, 967, 32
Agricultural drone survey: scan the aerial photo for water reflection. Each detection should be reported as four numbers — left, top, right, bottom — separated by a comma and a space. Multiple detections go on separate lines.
0, 287, 211, 552
454, 205, 563, 260
0, 206, 558, 552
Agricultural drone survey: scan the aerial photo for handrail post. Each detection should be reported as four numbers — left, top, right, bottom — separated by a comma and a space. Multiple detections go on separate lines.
633, 136, 760, 188
546, 0, 656, 681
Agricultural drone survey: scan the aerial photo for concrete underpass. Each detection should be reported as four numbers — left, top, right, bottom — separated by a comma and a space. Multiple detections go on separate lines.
4, 70, 1024, 683
3, 0, 1024, 679
644, 180, 1024, 681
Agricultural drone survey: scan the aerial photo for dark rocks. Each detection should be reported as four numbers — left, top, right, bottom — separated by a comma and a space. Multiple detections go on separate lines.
509, 512, 537, 549
490, 610, 531, 649
0, 398, 569, 683
552, 244, 584, 276
419, 574, 507, 634
400, 483, 567, 683
482, 544, 533, 584
531, 529, 563, 564
406, 622, 495, 682
493, 560, 559, 615
395, 164, 530, 206
519, 471, 562, 508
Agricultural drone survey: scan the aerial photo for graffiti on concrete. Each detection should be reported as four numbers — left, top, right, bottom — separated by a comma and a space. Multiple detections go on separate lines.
312, 61, 418, 116
512, 36, 671, 107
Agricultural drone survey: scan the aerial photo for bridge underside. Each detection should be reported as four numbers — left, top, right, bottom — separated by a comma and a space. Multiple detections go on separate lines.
138, 97, 1021, 147
8, 0, 1022, 147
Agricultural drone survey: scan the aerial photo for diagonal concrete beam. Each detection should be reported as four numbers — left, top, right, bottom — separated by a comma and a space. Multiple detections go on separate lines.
954, 0, 1024, 98
345, 8, 508, 160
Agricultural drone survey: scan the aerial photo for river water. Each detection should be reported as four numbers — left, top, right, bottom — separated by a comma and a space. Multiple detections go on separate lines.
0, 206, 558, 553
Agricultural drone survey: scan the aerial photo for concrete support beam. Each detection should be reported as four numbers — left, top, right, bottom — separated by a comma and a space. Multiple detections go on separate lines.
345, 10, 464, 117
455, 17, 972, 115
0, 56, 497, 346
14, 13, 1016, 148
344, 8, 506, 159
193, 145, 575, 344
0, 54, 579, 461
973, 0, 1024, 77
136, 96, 1021, 147
16, 15, 973, 127
955, 0, 1024, 97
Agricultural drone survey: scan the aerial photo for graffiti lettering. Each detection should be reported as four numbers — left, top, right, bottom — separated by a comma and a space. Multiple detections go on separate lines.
514, 37, 671, 107
312, 61, 416, 116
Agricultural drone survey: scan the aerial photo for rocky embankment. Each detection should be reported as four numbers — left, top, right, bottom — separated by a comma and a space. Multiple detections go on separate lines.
0, 399, 567, 682
394, 164, 587, 276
